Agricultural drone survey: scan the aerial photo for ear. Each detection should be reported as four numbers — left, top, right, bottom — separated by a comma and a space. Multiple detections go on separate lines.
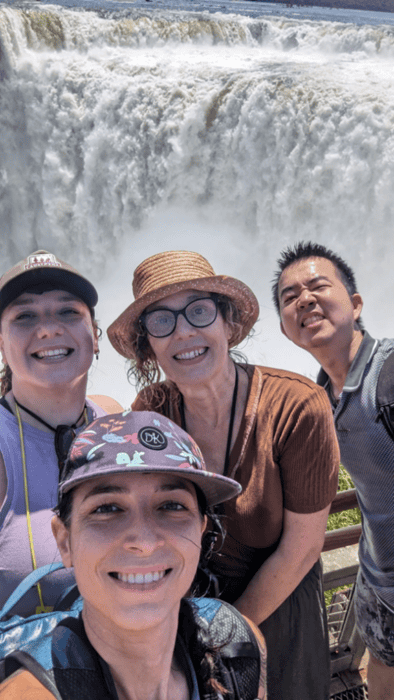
51, 515, 73, 568
93, 324, 100, 356
225, 321, 234, 345
352, 293, 363, 323
201, 514, 208, 536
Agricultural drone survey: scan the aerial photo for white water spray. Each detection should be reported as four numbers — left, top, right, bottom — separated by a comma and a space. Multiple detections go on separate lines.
1, 5, 394, 405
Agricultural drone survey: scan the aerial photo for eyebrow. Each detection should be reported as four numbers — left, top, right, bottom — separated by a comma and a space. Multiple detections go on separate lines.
280, 275, 331, 299
147, 293, 209, 312
10, 293, 81, 307
82, 479, 195, 502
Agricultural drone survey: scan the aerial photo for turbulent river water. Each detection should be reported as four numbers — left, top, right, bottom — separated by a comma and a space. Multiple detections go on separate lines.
1, 0, 393, 405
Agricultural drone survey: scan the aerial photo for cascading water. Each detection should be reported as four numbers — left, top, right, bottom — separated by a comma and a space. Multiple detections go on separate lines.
1, 2, 394, 405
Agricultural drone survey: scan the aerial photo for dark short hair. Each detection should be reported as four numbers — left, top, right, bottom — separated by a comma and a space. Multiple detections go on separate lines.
272, 241, 360, 314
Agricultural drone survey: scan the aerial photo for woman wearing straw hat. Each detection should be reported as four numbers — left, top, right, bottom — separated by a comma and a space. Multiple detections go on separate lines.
0, 411, 266, 700
0, 250, 121, 618
107, 250, 340, 700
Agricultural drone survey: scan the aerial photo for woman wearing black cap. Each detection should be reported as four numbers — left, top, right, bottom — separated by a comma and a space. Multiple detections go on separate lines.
0, 250, 121, 617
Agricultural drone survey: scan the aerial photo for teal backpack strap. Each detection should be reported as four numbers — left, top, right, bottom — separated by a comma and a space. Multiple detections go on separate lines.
0, 563, 82, 662
0, 563, 64, 620
376, 351, 394, 440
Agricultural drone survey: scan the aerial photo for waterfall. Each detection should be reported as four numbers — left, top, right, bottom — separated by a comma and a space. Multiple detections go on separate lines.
1, 4, 393, 405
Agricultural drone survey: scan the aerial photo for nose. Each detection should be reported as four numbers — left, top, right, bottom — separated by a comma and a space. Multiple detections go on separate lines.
122, 511, 166, 555
297, 288, 316, 310
173, 312, 197, 338
36, 316, 65, 339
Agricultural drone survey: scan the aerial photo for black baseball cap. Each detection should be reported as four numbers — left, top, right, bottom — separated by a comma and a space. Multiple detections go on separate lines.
0, 250, 98, 315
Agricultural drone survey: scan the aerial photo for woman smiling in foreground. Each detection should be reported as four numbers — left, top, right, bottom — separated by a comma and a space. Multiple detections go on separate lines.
0, 411, 266, 700
107, 250, 340, 700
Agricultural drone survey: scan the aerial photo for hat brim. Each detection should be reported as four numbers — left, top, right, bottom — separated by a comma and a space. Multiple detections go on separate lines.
107, 275, 259, 359
59, 464, 242, 507
0, 268, 98, 314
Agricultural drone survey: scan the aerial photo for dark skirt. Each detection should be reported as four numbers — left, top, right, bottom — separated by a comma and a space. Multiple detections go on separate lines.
259, 560, 330, 700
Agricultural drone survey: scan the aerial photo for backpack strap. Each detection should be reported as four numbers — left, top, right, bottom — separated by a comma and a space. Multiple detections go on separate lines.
0, 563, 65, 620
376, 351, 394, 440
184, 598, 265, 700
1, 616, 113, 700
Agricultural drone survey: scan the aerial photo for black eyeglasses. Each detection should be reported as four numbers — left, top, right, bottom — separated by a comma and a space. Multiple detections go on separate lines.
141, 296, 219, 338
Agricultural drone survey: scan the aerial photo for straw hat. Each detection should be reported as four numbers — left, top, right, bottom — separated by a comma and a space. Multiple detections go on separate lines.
60, 411, 242, 506
107, 251, 259, 359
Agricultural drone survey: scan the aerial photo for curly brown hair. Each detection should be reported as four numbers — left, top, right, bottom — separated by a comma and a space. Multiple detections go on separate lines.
0, 363, 12, 396
126, 294, 248, 406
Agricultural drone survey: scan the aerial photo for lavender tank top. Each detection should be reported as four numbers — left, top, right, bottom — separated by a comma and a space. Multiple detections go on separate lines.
0, 400, 107, 617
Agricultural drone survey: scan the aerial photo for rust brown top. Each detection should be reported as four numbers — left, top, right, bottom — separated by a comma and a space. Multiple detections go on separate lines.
133, 364, 340, 598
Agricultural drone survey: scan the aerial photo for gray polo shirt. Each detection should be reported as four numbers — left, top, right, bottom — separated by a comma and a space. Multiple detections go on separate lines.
317, 331, 394, 611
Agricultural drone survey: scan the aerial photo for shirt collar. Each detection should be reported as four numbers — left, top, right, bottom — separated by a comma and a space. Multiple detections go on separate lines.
317, 331, 378, 394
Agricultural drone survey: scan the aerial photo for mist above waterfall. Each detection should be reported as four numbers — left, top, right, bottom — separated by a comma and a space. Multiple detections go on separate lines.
1, 4, 393, 406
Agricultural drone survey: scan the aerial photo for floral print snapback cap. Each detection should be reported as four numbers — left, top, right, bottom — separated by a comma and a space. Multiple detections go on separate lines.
59, 410, 241, 507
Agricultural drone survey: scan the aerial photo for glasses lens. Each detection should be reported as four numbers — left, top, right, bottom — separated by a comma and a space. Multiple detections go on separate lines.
144, 309, 176, 337
185, 298, 217, 327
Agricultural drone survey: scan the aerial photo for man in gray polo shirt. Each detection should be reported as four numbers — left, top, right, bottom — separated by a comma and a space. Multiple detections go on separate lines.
272, 241, 394, 700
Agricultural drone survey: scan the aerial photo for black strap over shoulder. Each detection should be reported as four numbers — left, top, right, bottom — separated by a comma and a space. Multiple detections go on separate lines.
376, 352, 394, 440
180, 598, 261, 700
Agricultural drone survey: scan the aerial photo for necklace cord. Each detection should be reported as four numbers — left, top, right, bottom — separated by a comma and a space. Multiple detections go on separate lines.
179, 364, 239, 477
13, 397, 86, 432
13, 401, 89, 613
14, 403, 47, 612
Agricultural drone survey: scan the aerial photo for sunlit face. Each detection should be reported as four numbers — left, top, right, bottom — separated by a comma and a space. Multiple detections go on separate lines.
0, 290, 98, 392
52, 472, 206, 635
278, 257, 363, 352
146, 289, 232, 388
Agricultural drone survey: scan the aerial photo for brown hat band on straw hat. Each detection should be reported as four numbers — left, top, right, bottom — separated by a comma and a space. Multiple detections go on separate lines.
107, 250, 259, 359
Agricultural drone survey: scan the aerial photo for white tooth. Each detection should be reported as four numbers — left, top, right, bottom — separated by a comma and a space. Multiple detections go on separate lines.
117, 570, 165, 584
176, 348, 204, 360
37, 348, 68, 358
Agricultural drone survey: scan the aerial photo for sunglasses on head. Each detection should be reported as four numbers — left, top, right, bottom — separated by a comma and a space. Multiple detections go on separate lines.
140, 295, 219, 338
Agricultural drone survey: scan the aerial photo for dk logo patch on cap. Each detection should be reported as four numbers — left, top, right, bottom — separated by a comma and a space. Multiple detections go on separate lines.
138, 426, 168, 451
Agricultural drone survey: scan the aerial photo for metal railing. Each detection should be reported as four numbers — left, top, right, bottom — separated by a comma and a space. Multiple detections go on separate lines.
323, 489, 368, 699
